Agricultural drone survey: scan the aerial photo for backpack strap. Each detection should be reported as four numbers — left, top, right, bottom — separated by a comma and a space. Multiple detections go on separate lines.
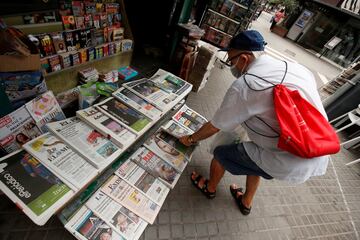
243, 60, 288, 91
242, 61, 288, 138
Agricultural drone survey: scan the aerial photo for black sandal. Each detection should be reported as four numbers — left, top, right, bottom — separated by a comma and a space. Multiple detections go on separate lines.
191, 173, 216, 199
230, 186, 251, 215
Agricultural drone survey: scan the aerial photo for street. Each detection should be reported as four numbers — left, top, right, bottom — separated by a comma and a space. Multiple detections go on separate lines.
250, 11, 342, 88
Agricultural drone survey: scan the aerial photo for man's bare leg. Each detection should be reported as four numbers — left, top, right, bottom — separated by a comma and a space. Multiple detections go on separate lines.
231, 175, 260, 208
191, 158, 225, 193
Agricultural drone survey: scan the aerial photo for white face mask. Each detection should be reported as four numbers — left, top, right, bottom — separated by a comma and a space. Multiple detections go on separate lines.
230, 57, 243, 78
230, 64, 242, 78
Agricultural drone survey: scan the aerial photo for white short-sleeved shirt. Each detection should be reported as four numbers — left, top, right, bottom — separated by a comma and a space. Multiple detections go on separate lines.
211, 54, 329, 184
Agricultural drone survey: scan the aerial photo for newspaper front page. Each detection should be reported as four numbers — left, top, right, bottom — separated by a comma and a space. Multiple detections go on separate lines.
144, 135, 187, 173
0, 106, 42, 154
47, 117, 122, 169
0, 150, 74, 225
149, 69, 192, 95
112, 87, 163, 120
86, 190, 147, 240
65, 206, 125, 240
101, 175, 160, 224
115, 159, 169, 206
162, 120, 193, 138
172, 104, 207, 132
129, 147, 180, 189
77, 107, 136, 149
123, 78, 177, 111
23, 133, 98, 191
155, 130, 195, 160
96, 98, 152, 134
25, 91, 66, 133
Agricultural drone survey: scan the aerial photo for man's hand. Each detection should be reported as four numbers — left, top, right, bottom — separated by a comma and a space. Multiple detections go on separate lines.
179, 135, 192, 147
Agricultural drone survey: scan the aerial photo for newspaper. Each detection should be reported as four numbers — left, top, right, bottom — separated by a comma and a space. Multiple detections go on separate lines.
155, 130, 195, 160
162, 119, 193, 138
115, 159, 169, 206
129, 147, 180, 189
86, 190, 147, 240
0, 106, 42, 154
123, 78, 177, 111
65, 206, 126, 240
149, 69, 192, 95
144, 135, 187, 173
112, 87, 163, 120
77, 107, 136, 149
47, 117, 122, 169
172, 104, 207, 132
101, 175, 160, 224
23, 133, 98, 191
0, 150, 74, 226
96, 98, 152, 135
25, 91, 66, 133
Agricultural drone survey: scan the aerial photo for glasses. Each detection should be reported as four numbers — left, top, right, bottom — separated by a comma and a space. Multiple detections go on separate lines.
220, 52, 252, 67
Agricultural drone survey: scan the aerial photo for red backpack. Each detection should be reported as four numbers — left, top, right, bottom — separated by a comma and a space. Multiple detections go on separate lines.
244, 61, 340, 158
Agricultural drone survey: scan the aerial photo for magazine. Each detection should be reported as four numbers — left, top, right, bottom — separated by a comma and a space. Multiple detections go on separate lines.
123, 78, 177, 111
0, 150, 74, 226
115, 159, 169, 206
25, 91, 66, 133
172, 104, 207, 132
112, 87, 163, 120
65, 206, 126, 240
149, 69, 192, 96
0, 106, 42, 154
23, 133, 98, 191
96, 98, 152, 135
77, 107, 136, 149
86, 190, 147, 240
155, 130, 195, 160
47, 117, 122, 169
161, 120, 193, 138
101, 175, 160, 224
129, 147, 180, 189
144, 135, 187, 173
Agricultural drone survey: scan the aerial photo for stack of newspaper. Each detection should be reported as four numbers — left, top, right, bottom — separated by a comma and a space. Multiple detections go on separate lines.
0, 68, 209, 240
99, 70, 119, 83
78, 68, 99, 83
121, 69, 192, 112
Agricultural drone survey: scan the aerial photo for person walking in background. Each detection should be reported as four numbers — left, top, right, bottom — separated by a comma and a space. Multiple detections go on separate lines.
270, 8, 285, 30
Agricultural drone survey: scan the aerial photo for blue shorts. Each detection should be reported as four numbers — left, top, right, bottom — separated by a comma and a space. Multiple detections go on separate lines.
213, 143, 273, 179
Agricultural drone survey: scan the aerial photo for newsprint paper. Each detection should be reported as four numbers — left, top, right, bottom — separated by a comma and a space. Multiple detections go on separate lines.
77, 107, 136, 149
65, 205, 126, 240
101, 175, 160, 224
25, 91, 66, 133
112, 87, 163, 120
86, 190, 147, 240
115, 159, 169, 206
129, 147, 180, 189
144, 135, 187, 173
123, 78, 177, 111
0, 106, 42, 154
23, 133, 98, 191
0, 150, 74, 225
47, 117, 122, 169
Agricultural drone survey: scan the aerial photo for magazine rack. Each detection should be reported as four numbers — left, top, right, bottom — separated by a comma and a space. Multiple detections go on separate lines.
199, 0, 260, 48
2, 0, 133, 95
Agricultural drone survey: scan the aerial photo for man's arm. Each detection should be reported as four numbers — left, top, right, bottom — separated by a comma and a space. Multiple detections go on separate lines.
179, 121, 219, 146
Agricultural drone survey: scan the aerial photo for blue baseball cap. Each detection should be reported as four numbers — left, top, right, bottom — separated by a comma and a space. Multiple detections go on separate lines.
220, 30, 266, 51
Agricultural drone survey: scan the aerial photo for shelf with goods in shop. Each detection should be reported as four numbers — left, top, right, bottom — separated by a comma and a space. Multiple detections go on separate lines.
200, 0, 259, 48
